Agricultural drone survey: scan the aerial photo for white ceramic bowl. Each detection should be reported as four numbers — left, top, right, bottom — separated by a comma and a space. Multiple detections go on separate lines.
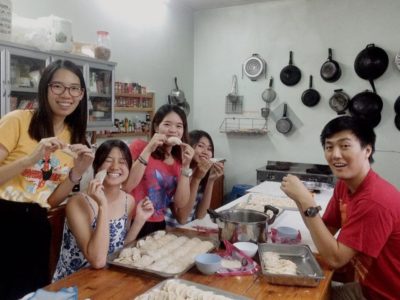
276, 226, 298, 239
195, 253, 221, 275
233, 242, 258, 257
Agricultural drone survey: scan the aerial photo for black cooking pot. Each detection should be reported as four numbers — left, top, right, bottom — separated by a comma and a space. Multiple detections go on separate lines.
349, 90, 383, 118
395, 115, 400, 131
394, 96, 400, 115
320, 48, 341, 83
354, 112, 382, 128
354, 44, 388, 92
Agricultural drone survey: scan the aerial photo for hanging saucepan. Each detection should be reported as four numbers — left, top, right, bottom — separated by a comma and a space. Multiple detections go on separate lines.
395, 51, 400, 71
261, 77, 276, 104
320, 48, 341, 83
243, 54, 266, 81
395, 115, 400, 131
301, 75, 320, 107
276, 103, 293, 134
329, 89, 350, 115
394, 96, 400, 115
208, 205, 279, 243
280, 51, 301, 86
349, 90, 383, 118
170, 77, 186, 104
354, 44, 389, 92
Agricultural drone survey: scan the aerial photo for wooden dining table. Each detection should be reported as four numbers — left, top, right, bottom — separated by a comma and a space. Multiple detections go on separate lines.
45, 229, 333, 299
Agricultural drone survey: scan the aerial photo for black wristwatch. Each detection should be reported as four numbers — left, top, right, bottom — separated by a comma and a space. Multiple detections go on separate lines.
304, 205, 322, 217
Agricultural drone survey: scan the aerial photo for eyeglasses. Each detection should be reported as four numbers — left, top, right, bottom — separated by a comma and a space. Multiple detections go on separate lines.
48, 82, 84, 97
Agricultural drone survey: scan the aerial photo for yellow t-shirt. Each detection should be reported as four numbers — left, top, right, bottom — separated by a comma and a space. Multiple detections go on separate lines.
0, 110, 74, 208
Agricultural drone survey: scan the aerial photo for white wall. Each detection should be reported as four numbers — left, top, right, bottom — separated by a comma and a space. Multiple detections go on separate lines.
12, 0, 195, 123
193, 0, 400, 193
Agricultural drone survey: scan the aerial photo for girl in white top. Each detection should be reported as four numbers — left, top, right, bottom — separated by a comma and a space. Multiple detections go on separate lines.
53, 139, 154, 281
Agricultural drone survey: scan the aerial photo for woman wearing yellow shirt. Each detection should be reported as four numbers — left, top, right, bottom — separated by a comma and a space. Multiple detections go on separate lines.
0, 60, 94, 300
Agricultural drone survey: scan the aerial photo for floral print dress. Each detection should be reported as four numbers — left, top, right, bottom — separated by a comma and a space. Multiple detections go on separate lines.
52, 194, 128, 281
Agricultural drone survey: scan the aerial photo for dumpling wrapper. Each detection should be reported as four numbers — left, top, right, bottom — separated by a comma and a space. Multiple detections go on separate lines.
95, 169, 107, 184
166, 136, 182, 146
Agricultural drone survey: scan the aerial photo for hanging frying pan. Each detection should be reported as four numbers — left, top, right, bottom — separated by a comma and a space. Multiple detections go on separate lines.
301, 75, 320, 107
320, 48, 341, 83
354, 112, 381, 128
170, 77, 186, 104
349, 90, 383, 118
280, 51, 301, 86
395, 115, 400, 131
276, 103, 293, 134
261, 77, 276, 104
354, 44, 389, 92
329, 89, 350, 115
243, 53, 266, 81
394, 96, 400, 115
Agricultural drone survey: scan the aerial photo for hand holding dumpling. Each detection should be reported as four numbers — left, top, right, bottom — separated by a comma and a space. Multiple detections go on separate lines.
136, 197, 154, 222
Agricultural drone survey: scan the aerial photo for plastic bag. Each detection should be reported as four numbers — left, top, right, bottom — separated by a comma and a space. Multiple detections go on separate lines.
12, 14, 72, 52
270, 227, 302, 244
216, 240, 260, 276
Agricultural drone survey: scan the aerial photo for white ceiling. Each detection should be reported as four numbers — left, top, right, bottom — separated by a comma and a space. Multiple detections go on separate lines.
176, 0, 275, 11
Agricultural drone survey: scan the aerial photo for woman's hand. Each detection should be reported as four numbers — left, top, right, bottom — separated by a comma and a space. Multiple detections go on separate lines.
27, 137, 67, 166
135, 197, 154, 222
180, 143, 194, 168
280, 174, 314, 209
193, 158, 212, 180
144, 133, 167, 154
69, 144, 95, 176
208, 162, 224, 182
87, 178, 107, 208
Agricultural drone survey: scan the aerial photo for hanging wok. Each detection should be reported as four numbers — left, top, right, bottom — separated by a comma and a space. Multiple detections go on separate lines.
320, 48, 341, 83
280, 51, 301, 86
354, 44, 388, 92
349, 90, 383, 118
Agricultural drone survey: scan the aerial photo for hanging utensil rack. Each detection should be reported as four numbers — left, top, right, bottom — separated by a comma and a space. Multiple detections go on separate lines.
219, 117, 268, 135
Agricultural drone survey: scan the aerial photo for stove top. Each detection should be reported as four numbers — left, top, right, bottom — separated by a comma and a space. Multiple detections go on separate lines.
257, 160, 336, 188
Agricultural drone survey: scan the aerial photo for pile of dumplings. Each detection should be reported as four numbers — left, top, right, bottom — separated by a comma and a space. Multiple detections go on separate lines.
236, 193, 297, 212
114, 231, 215, 275
135, 279, 234, 300
261, 251, 297, 275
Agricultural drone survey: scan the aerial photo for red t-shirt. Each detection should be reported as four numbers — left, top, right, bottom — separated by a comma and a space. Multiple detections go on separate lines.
129, 139, 181, 222
323, 169, 400, 299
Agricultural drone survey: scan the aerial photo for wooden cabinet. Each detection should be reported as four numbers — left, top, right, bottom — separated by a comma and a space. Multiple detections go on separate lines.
210, 174, 224, 209
93, 92, 154, 142
47, 205, 66, 281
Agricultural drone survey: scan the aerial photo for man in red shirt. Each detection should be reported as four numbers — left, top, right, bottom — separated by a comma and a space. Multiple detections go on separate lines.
281, 116, 400, 300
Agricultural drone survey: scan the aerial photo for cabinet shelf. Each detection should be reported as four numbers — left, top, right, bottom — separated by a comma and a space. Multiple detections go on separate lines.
116, 92, 153, 99
115, 107, 153, 112
95, 131, 149, 139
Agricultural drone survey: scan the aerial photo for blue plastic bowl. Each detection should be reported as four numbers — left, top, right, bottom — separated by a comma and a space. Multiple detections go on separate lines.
195, 253, 221, 275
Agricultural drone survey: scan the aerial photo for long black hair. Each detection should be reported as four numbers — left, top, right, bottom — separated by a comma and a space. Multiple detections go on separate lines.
189, 130, 215, 191
92, 140, 132, 175
28, 60, 89, 146
150, 104, 189, 161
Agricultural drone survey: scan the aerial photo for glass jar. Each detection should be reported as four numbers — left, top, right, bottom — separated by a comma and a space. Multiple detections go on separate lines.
95, 31, 111, 61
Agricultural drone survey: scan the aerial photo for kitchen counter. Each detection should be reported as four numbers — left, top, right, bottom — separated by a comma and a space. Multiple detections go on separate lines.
45, 228, 333, 299
182, 181, 334, 252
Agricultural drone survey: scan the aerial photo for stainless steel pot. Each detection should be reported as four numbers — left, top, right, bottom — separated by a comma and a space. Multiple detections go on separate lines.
208, 205, 279, 243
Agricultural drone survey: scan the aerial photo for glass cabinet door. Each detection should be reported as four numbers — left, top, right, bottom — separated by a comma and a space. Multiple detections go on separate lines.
87, 63, 114, 129
6, 48, 49, 114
